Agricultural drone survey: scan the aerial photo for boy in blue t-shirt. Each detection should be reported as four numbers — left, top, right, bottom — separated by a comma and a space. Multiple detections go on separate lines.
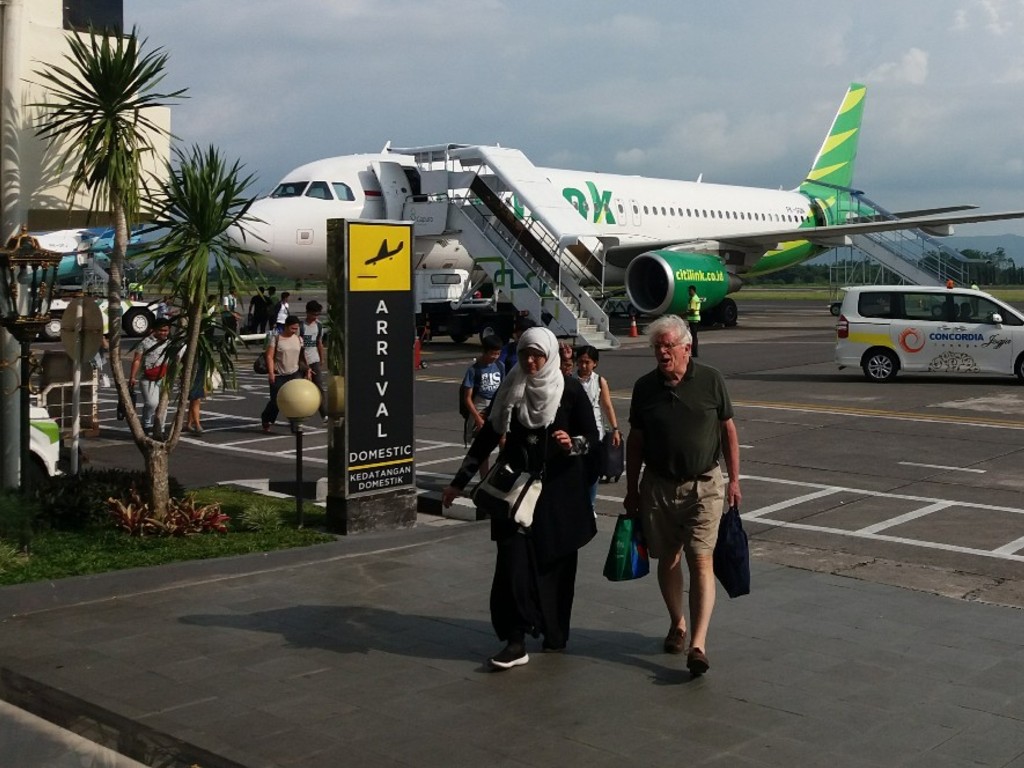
461, 334, 505, 473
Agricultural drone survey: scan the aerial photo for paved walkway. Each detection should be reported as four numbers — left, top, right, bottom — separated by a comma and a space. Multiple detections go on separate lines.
1, 514, 1023, 767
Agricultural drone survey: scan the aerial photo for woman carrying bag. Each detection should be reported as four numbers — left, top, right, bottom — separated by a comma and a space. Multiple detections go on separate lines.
442, 327, 599, 670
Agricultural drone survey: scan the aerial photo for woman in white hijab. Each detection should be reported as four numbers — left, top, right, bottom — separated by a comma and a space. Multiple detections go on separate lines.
442, 327, 599, 670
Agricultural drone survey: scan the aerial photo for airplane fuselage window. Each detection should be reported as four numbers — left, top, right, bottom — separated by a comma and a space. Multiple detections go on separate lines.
333, 183, 355, 201
271, 182, 309, 198
305, 182, 331, 200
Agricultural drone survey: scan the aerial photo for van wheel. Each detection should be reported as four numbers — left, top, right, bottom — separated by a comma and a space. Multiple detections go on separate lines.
1015, 353, 1024, 382
123, 307, 154, 337
479, 325, 503, 344
862, 349, 898, 382
829, 302, 841, 317
41, 316, 63, 341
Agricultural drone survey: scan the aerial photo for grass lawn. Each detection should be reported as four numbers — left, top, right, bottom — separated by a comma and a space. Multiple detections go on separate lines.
0, 487, 336, 586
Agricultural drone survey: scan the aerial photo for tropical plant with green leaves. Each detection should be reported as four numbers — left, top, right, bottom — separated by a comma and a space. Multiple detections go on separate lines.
33, 27, 184, 387
32, 29, 182, 511
34, 30, 260, 519
139, 143, 261, 482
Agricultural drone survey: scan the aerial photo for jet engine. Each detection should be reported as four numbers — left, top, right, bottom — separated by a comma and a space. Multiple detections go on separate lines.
625, 250, 743, 325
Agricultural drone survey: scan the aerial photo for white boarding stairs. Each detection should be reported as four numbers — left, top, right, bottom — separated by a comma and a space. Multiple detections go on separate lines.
386, 145, 619, 349
839, 192, 971, 287
848, 231, 970, 288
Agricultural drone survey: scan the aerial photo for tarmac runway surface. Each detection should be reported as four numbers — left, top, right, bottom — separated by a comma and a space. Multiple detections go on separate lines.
73, 298, 1024, 607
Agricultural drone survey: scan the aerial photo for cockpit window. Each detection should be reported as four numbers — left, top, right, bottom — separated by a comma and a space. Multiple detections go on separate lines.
333, 182, 355, 202
271, 181, 308, 198
305, 181, 331, 200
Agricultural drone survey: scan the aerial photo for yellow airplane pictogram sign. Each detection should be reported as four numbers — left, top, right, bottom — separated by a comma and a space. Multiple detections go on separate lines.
347, 222, 411, 291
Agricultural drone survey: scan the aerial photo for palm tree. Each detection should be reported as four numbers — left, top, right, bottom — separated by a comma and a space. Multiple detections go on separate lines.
33, 27, 185, 460
33, 30, 262, 518
137, 144, 259, 514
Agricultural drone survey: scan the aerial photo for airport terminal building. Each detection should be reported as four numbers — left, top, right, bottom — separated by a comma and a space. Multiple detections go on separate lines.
0, 0, 171, 239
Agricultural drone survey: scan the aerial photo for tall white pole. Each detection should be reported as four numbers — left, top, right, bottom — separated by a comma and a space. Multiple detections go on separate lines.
69, 299, 84, 474
0, 0, 24, 489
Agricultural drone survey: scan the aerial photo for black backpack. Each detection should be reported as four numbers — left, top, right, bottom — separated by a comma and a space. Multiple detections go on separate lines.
458, 381, 472, 418
459, 365, 480, 418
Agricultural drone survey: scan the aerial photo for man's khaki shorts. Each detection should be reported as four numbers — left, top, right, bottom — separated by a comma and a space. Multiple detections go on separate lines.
639, 466, 725, 559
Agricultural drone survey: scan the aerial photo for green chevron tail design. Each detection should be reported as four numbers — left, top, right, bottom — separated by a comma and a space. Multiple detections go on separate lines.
798, 83, 868, 224
803, 83, 865, 189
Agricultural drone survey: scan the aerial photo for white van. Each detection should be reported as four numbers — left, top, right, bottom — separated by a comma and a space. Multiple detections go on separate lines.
835, 285, 1024, 382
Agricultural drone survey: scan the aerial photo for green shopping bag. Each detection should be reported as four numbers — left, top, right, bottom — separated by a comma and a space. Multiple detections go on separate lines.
603, 515, 650, 581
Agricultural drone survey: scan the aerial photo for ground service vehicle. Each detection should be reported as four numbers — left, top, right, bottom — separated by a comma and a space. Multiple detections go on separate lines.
28, 406, 63, 486
42, 296, 157, 341
835, 285, 1024, 382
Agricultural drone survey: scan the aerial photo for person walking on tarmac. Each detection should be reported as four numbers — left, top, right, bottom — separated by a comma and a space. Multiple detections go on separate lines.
686, 284, 702, 357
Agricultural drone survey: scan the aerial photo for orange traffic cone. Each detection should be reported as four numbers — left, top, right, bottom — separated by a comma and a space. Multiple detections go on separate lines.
628, 314, 639, 338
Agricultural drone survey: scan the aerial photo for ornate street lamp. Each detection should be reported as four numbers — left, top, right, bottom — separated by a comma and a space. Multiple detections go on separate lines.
277, 377, 322, 527
0, 227, 62, 492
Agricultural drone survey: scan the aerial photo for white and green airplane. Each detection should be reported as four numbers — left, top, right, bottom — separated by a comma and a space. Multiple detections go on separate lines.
236, 83, 1024, 324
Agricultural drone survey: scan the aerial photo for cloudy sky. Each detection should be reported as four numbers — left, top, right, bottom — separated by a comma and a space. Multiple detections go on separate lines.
125, 0, 1024, 237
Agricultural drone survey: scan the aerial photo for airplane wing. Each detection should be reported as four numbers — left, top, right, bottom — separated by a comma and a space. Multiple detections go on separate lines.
883, 205, 978, 219
604, 209, 1024, 268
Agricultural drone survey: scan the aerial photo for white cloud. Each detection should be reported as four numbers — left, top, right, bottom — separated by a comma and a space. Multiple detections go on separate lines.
865, 48, 929, 85
613, 148, 648, 170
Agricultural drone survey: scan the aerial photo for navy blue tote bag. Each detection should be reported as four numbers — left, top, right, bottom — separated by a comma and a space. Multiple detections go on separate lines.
713, 504, 750, 598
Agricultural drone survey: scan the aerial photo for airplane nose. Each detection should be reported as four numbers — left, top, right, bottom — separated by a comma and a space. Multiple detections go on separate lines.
228, 212, 273, 256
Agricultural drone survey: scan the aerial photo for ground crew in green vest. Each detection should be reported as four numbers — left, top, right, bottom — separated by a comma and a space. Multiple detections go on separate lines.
686, 284, 702, 357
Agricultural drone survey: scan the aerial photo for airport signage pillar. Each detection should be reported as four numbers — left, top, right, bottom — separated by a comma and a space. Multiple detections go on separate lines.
325, 218, 417, 534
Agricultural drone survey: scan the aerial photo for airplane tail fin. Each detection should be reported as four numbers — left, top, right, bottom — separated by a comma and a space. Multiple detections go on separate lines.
799, 83, 866, 206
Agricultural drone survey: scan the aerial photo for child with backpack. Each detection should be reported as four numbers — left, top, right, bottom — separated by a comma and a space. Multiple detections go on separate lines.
460, 334, 504, 474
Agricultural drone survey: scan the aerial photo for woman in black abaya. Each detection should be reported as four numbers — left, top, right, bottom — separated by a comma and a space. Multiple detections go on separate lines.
442, 327, 598, 670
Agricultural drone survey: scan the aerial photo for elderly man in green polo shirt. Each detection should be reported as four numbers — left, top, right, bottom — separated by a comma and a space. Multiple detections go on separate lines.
623, 314, 741, 677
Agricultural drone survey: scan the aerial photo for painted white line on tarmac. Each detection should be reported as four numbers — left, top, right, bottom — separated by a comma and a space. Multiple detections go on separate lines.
856, 501, 952, 535
585, 473, 1024, 563
741, 488, 842, 521
416, 455, 472, 467
899, 461, 986, 474
992, 535, 1024, 556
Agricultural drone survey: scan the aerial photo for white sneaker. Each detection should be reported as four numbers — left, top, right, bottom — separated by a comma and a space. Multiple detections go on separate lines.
489, 643, 529, 670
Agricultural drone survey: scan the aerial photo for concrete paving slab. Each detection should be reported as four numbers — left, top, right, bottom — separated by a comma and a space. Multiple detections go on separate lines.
0, 515, 1023, 767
